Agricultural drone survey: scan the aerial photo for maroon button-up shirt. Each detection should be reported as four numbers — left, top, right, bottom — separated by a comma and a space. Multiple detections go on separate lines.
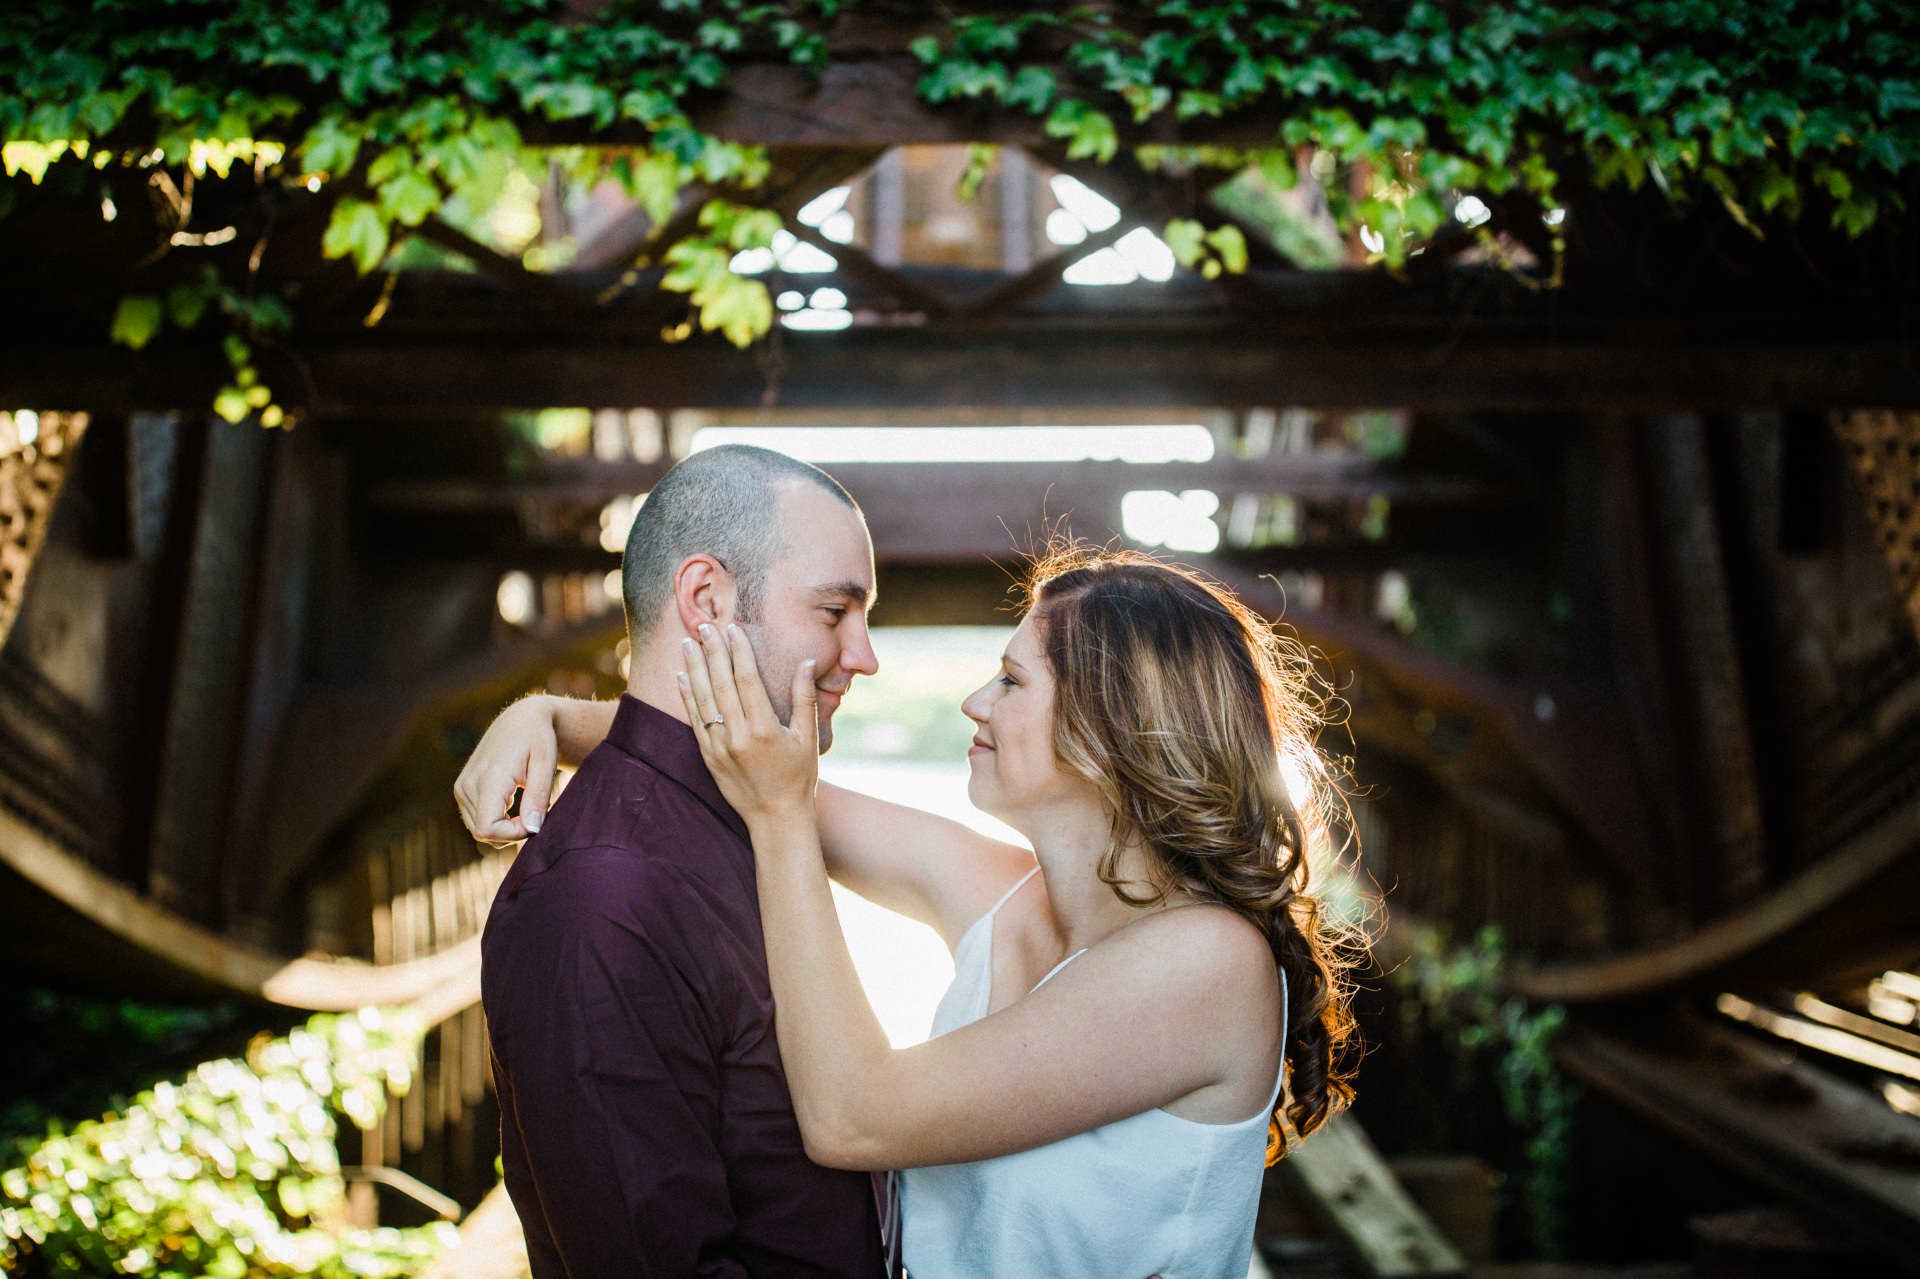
483, 695, 885, 1278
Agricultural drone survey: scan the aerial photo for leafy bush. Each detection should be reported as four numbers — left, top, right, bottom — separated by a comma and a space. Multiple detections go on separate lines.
0, 1009, 455, 1279
1397, 924, 1578, 1258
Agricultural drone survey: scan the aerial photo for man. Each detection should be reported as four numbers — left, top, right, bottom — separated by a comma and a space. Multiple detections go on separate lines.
471, 445, 888, 1277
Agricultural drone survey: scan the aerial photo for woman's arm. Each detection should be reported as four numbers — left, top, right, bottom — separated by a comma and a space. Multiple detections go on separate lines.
815, 784, 1034, 948
457, 692, 1032, 945
681, 624, 1278, 1170
453, 695, 615, 844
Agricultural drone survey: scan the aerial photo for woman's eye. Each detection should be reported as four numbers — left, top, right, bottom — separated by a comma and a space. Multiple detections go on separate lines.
998, 675, 1016, 688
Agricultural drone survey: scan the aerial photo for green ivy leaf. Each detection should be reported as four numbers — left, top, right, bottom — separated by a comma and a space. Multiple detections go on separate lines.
1006, 66, 1056, 113
699, 273, 774, 348
1163, 217, 1206, 267
165, 281, 214, 330
661, 239, 732, 300
1205, 224, 1249, 273
697, 20, 741, 51
1044, 100, 1118, 163
110, 295, 164, 350
628, 150, 686, 226
379, 168, 442, 227
321, 197, 392, 274
299, 116, 362, 177
1256, 149, 1299, 191
213, 386, 251, 424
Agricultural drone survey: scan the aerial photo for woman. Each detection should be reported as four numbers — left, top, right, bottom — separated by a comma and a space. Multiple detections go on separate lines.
495, 547, 1359, 1276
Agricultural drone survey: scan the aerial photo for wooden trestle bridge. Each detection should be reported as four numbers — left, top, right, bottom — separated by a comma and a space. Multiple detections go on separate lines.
3, 83, 1920, 1271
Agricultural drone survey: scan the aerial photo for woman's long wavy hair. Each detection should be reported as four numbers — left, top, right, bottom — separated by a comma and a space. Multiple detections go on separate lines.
1023, 544, 1365, 1158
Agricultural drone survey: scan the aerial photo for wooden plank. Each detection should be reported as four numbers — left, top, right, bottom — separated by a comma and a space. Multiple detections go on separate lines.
1279, 1112, 1470, 1277
1558, 1019, 1920, 1265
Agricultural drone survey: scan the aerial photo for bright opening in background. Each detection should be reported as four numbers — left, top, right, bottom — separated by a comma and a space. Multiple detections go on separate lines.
1121, 489, 1221, 553
690, 424, 1215, 465
822, 626, 1019, 1047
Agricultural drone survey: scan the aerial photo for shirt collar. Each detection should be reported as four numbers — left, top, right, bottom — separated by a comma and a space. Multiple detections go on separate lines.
606, 694, 749, 843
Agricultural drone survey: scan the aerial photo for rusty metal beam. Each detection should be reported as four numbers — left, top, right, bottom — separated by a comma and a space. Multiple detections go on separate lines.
9, 318, 1917, 414
1643, 414, 1769, 916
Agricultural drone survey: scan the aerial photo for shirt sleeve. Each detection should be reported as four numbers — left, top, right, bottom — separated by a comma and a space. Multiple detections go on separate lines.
488, 853, 746, 1279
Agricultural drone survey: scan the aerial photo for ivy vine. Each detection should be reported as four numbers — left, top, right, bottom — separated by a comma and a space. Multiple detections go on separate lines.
1397, 924, 1579, 1259
0, 1008, 446, 1279
2, 0, 1915, 425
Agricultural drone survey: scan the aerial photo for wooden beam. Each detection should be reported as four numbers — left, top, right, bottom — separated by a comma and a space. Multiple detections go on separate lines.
0, 801, 483, 1008
784, 220, 953, 317
7, 263, 1919, 411
1642, 414, 1770, 915
8, 324, 1917, 413
1558, 1019, 1920, 1264
413, 218, 602, 316
1279, 1113, 1470, 1277
1513, 786, 1920, 1001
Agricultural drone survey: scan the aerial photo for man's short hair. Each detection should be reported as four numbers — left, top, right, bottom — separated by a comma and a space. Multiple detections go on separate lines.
622, 444, 858, 639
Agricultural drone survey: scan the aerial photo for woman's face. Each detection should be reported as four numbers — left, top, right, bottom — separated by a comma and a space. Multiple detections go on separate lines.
961, 614, 1085, 822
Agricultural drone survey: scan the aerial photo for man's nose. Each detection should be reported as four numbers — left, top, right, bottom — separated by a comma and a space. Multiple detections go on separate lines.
841, 616, 879, 677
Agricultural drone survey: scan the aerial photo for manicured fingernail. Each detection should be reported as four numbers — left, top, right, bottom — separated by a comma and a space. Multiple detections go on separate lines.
727, 623, 741, 636
682, 637, 695, 650
675, 671, 689, 686
699, 623, 713, 638
804, 660, 816, 671
525, 810, 542, 833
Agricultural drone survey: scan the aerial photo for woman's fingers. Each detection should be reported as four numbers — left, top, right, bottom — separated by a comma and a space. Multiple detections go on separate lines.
674, 668, 706, 739
721, 625, 779, 729
695, 623, 752, 729
680, 636, 725, 735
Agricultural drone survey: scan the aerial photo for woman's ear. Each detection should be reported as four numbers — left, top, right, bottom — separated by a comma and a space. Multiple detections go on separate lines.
671, 554, 738, 636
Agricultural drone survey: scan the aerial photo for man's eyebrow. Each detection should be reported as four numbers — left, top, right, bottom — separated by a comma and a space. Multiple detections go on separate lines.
815, 581, 873, 607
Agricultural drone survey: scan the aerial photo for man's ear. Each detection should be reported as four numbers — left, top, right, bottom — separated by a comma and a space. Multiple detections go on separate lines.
671, 554, 738, 635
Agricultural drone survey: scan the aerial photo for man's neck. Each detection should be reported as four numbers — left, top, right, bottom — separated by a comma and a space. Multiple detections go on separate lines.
626, 626, 697, 727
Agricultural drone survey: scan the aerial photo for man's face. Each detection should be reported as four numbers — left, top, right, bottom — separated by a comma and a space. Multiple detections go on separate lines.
736, 482, 879, 752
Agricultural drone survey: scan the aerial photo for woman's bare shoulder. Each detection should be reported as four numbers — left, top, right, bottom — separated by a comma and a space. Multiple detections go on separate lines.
1112, 902, 1280, 1001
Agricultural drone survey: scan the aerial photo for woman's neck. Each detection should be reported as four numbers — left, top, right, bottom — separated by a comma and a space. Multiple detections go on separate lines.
1021, 808, 1174, 953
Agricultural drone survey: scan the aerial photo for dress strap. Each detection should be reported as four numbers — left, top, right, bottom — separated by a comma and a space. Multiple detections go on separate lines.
984, 865, 1040, 919
1268, 970, 1291, 1108
1029, 947, 1089, 993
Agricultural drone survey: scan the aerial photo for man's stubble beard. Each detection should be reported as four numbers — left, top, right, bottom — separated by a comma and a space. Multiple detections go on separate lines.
738, 619, 834, 753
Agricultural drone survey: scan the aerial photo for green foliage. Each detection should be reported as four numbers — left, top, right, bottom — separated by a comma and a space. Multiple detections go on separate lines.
1, 0, 1916, 422
1397, 924, 1579, 1259
660, 200, 779, 347
0, 989, 244, 1150
0, 1008, 448, 1279
1164, 218, 1248, 279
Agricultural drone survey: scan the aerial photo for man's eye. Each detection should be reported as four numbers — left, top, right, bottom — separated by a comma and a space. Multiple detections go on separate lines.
824, 608, 846, 623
